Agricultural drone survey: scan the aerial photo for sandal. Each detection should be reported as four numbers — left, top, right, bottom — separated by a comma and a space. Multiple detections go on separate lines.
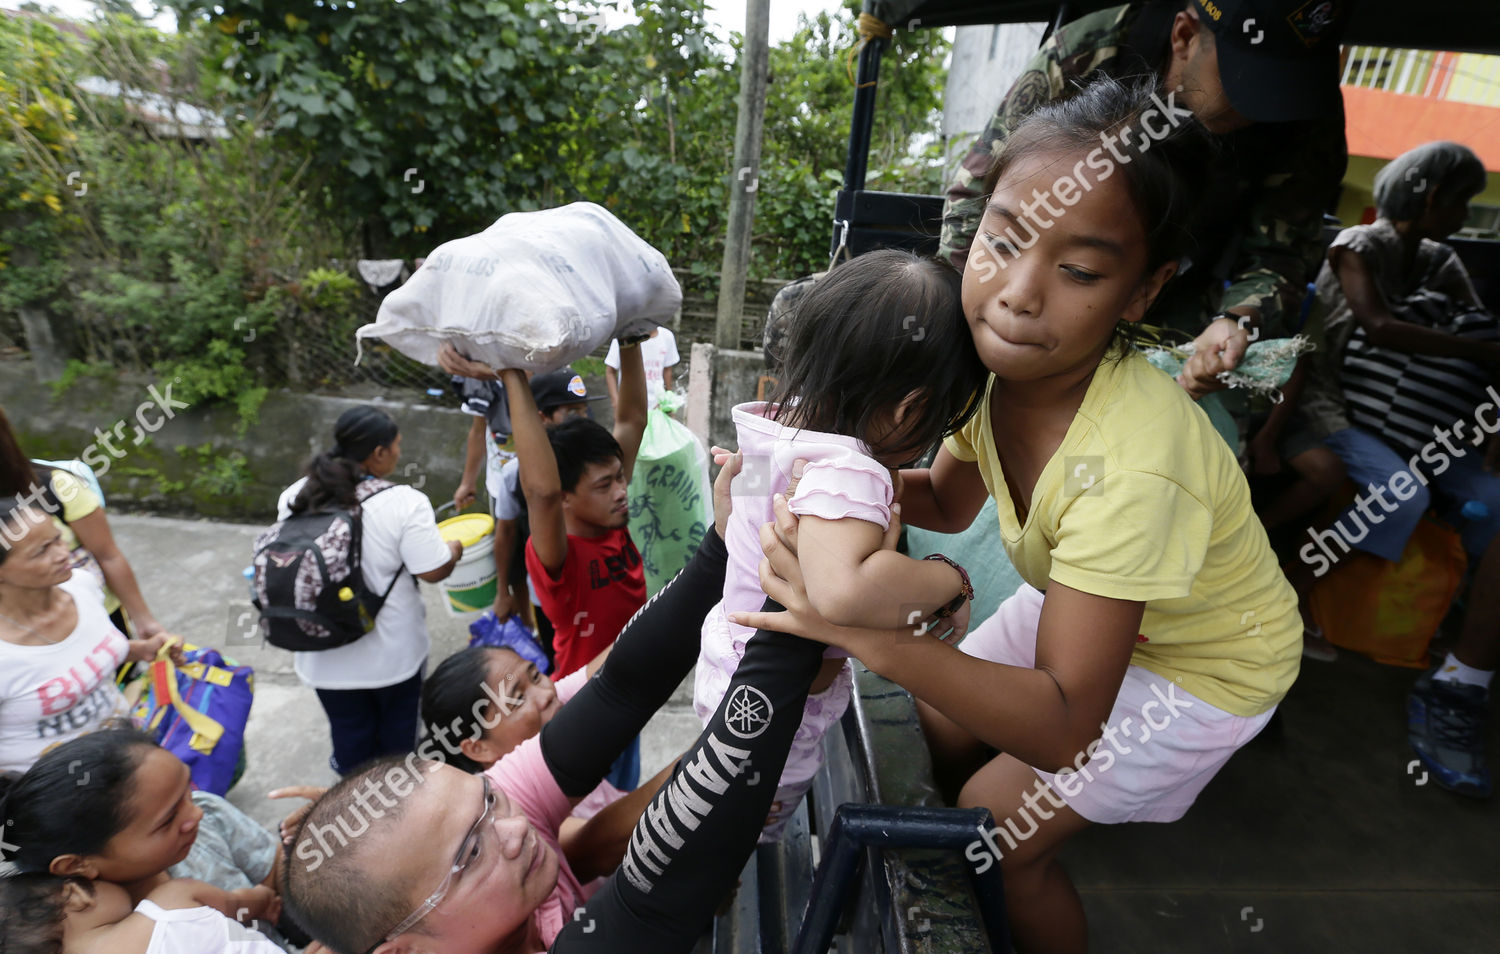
1302, 624, 1338, 662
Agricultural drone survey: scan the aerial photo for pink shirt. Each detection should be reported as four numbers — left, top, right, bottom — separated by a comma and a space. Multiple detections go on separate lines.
486, 668, 620, 947
722, 403, 894, 650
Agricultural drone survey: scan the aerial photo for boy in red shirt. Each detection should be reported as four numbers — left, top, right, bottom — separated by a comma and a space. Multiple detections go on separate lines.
504, 342, 648, 680
437, 340, 649, 787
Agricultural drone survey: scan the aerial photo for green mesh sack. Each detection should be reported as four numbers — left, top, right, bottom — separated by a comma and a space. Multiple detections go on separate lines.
627, 399, 713, 595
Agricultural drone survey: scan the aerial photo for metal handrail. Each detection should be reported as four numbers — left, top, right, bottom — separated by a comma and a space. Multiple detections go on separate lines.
790, 804, 1012, 954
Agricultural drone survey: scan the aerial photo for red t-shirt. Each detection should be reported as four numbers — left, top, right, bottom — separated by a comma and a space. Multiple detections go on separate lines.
525, 527, 646, 678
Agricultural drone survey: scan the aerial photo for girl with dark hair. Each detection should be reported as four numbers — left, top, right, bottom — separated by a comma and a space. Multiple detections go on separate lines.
277, 406, 461, 775
0, 502, 178, 773
0, 405, 168, 640
735, 76, 1302, 952
0, 726, 300, 949
692, 246, 991, 840
421, 645, 563, 775
419, 642, 681, 884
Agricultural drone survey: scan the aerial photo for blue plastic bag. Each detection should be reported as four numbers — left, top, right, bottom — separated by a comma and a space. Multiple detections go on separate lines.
132, 646, 254, 796
468, 611, 550, 674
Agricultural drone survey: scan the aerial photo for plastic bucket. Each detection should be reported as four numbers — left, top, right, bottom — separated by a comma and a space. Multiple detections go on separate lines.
437, 514, 497, 616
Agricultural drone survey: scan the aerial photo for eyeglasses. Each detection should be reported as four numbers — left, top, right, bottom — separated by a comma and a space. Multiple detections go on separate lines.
382, 775, 499, 942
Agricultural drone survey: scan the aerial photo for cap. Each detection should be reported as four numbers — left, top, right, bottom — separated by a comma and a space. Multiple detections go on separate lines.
529, 368, 605, 411
1192, 0, 1350, 123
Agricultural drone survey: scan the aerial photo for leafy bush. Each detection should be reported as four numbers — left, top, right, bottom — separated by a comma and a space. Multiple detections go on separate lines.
3, 1, 952, 419
0, 12, 346, 424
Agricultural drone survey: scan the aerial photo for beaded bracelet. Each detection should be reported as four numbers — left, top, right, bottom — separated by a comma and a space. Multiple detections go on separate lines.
924, 553, 973, 619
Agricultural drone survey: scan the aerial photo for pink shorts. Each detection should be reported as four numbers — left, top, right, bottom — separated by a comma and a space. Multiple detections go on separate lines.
960, 584, 1275, 824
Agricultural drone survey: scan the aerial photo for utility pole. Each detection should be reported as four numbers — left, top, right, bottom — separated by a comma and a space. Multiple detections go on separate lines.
713, 0, 770, 352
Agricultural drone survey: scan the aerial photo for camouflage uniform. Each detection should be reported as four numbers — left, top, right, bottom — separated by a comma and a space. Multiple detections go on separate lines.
762, 273, 822, 371
939, 1, 1348, 339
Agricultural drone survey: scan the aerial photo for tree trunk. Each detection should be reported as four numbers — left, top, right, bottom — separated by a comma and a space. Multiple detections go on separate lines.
713, 0, 770, 352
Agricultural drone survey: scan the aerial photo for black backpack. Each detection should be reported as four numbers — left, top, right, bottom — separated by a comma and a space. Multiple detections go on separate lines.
251, 480, 403, 652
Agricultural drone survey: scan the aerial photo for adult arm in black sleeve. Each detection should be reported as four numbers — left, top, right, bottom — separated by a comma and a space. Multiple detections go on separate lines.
550, 610, 825, 953
540, 527, 730, 801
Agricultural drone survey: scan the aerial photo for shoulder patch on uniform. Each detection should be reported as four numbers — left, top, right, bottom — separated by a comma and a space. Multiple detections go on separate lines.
1287, 0, 1340, 47
1002, 70, 1051, 131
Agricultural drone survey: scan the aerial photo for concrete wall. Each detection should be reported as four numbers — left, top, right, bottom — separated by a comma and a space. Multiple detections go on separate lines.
943, 22, 1048, 143
0, 355, 612, 520
685, 344, 774, 453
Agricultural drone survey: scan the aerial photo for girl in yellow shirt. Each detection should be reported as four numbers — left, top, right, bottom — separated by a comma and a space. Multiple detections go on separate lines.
734, 76, 1301, 952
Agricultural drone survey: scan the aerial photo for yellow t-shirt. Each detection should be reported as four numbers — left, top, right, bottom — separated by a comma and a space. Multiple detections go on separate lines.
945, 350, 1300, 717
46, 469, 117, 613
48, 469, 101, 526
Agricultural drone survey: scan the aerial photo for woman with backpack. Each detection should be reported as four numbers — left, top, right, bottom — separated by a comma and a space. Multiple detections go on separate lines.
0, 406, 168, 640
271, 406, 461, 776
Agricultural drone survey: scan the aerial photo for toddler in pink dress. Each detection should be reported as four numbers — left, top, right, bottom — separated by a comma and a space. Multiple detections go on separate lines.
692, 249, 990, 839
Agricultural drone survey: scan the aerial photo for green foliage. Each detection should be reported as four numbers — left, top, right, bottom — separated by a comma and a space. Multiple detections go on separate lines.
162, 339, 270, 433
115, 464, 187, 497
0, 13, 84, 309
4, 0, 953, 422
755, 4, 950, 277
1, 12, 340, 426
296, 268, 361, 311
183, 443, 252, 497
170, 0, 633, 244
165, 0, 951, 282
0, 14, 79, 217
49, 358, 118, 397
572, 356, 607, 378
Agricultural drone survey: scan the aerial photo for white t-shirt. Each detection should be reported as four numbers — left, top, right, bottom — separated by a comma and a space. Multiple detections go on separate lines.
491, 460, 537, 605
605, 328, 680, 409
485, 440, 518, 504
0, 572, 131, 773
460, 393, 518, 502
136, 900, 281, 954
494, 458, 524, 522
277, 479, 452, 690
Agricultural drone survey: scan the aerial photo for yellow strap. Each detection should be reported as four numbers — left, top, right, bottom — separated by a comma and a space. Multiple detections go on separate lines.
151, 645, 224, 754
846, 13, 894, 89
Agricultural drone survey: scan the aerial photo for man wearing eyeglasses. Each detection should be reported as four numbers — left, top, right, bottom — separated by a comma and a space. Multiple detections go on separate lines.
279, 452, 851, 953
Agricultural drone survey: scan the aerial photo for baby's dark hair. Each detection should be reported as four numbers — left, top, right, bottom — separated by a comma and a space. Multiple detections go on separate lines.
980, 74, 1214, 341
0, 873, 91, 954
770, 249, 986, 461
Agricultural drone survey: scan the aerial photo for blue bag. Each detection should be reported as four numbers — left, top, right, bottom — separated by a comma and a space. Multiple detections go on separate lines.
131, 646, 254, 795
468, 612, 550, 673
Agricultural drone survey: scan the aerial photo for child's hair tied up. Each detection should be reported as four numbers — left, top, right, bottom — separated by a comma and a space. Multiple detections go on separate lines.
983, 73, 1216, 272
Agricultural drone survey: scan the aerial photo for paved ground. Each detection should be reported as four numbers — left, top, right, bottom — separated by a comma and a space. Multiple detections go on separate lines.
111, 513, 701, 832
